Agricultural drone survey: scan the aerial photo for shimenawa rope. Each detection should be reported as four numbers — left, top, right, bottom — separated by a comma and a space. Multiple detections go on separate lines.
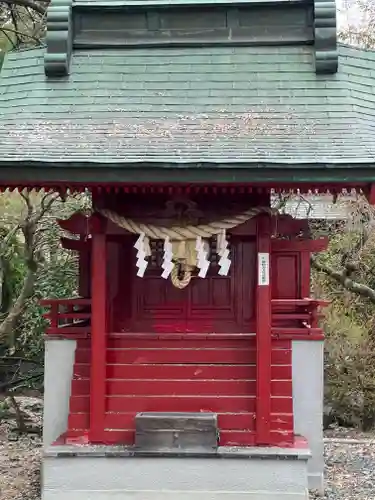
99, 206, 273, 288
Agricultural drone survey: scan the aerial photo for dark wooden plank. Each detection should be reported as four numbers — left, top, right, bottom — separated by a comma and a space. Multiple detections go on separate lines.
70, 395, 255, 413
271, 238, 328, 253
106, 348, 253, 365
106, 339, 257, 349
70, 395, 293, 414
66, 428, 289, 446
71, 379, 292, 398
76, 338, 290, 349
73, 363, 292, 380
75, 347, 291, 365
75, 339, 294, 351
68, 411, 293, 433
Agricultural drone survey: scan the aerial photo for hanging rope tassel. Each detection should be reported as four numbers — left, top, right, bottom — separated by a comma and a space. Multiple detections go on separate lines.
217, 229, 231, 276
161, 236, 174, 280
134, 232, 150, 277
195, 236, 210, 278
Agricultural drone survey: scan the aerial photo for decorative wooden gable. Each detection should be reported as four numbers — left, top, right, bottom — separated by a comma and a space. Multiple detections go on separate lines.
44, 0, 338, 78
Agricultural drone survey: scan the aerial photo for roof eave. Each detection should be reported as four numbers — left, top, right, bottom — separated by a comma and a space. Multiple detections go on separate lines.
0, 161, 375, 185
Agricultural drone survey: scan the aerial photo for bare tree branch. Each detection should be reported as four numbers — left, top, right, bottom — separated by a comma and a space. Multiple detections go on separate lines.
6, 393, 27, 431
1, 0, 47, 15
1, 26, 41, 43
0, 192, 61, 341
0, 27, 16, 49
311, 255, 375, 304
0, 224, 20, 254
339, 0, 375, 48
0, 356, 43, 365
0, 372, 42, 391
9, 4, 19, 45
39, 191, 59, 219
0, 267, 37, 339
19, 191, 32, 220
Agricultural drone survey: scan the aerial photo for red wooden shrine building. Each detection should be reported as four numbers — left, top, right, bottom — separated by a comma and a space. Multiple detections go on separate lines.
2, 0, 375, 494
42, 187, 328, 448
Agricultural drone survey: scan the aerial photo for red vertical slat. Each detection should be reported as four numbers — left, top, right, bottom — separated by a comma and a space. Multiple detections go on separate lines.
78, 236, 91, 298
256, 214, 272, 445
89, 215, 107, 443
300, 252, 311, 299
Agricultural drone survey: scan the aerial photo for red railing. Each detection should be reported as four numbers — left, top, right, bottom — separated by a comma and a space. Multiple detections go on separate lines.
40, 298, 91, 338
40, 297, 327, 340
271, 298, 329, 340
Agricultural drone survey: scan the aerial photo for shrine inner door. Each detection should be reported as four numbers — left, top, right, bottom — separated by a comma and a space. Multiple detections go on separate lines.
108, 235, 256, 335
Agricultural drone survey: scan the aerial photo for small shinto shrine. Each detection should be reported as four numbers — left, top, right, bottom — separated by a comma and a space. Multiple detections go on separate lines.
1, 0, 375, 497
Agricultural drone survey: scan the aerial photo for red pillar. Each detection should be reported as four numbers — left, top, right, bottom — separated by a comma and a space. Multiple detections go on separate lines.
78, 236, 91, 298
256, 214, 272, 445
89, 215, 107, 443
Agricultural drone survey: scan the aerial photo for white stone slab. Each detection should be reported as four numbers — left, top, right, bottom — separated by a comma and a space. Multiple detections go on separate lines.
43, 453, 309, 500
43, 491, 309, 500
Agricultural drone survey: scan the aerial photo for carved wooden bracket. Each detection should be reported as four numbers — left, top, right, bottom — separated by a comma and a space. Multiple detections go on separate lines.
364, 183, 375, 205
44, 0, 73, 77
314, 0, 338, 74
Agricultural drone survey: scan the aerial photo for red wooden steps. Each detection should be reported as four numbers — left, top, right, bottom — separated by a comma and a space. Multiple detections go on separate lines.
74, 363, 291, 380
66, 337, 294, 446
72, 379, 292, 397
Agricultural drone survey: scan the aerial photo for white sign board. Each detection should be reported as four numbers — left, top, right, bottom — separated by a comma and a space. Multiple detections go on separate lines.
258, 253, 270, 286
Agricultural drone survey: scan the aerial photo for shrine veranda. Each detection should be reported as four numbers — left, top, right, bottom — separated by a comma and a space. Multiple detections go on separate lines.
1, 0, 375, 497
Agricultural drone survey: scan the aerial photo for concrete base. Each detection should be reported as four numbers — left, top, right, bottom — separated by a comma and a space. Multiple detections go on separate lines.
292, 340, 324, 494
42, 445, 311, 500
42, 493, 309, 500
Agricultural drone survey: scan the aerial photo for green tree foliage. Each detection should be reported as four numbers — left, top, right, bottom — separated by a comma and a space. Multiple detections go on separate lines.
312, 197, 375, 429
0, 190, 89, 399
0, 0, 46, 50
339, 0, 375, 48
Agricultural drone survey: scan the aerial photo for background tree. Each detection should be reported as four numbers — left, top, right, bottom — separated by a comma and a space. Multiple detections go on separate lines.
0, 190, 89, 429
307, 194, 375, 430
0, 0, 46, 51
339, 0, 375, 47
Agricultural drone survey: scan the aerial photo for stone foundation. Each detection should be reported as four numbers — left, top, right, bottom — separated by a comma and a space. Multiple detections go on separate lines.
42, 444, 311, 500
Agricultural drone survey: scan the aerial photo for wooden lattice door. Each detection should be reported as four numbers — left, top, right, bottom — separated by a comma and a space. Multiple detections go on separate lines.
110, 235, 256, 334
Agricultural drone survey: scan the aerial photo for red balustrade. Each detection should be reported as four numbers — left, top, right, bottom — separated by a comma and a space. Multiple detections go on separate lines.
40, 298, 91, 338
271, 298, 329, 340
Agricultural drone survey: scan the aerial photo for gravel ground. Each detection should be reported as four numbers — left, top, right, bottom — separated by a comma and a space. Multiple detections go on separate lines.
1, 398, 375, 499
0, 396, 42, 500
317, 426, 375, 500
321, 440, 375, 500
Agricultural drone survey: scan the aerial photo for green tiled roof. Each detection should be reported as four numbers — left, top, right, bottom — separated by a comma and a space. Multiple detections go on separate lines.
75, 0, 275, 5
0, 44, 374, 166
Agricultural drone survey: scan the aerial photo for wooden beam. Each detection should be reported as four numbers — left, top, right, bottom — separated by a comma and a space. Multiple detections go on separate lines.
57, 212, 89, 235
89, 215, 107, 443
364, 183, 375, 205
256, 214, 272, 445
60, 237, 91, 252
271, 238, 328, 253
